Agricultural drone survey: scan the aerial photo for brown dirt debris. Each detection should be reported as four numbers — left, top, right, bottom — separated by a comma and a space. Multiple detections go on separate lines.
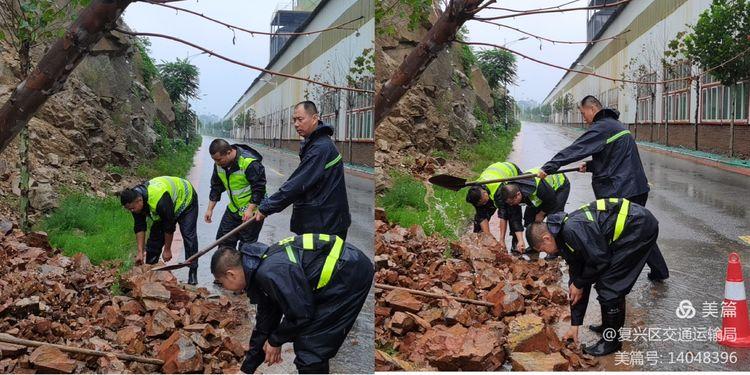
0, 228, 252, 373
375, 220, 601, 371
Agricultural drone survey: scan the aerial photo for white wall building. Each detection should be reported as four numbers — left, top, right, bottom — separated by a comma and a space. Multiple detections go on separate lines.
224, 0, 374, 166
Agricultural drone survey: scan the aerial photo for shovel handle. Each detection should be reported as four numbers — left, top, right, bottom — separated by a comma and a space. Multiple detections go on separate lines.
185, 216, 258, 264
466, 166, 580, 187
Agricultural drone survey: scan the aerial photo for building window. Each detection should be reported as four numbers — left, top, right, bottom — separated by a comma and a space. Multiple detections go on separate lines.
662, 61, 691, 122
345, 78, 374, 140
701, 74, 749, 122
637, 73, 656, 123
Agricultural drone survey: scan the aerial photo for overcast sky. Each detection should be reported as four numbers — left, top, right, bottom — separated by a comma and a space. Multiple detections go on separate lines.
465, 0, 589, 104
123, 1, 281, 118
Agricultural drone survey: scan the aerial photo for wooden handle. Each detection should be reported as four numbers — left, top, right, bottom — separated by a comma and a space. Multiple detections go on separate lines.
375, 283, 494, 307
0, 333, 164, 366
467, 165, 580, 187
184, 217, 258, 264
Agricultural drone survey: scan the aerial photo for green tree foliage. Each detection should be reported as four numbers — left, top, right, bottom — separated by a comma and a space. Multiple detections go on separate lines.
674, 0, 750, 86
476, 49, 517, 91
158, 58, 200, 104
375, 0, 432, 36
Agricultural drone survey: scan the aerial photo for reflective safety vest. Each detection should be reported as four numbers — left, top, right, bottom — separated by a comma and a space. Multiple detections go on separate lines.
275, 233, 344, 290
562, 198, 631, 253
478, 162, 520, 199
216, 154, 257, 213
525, 167, 567, 207
146, 176, 194, 221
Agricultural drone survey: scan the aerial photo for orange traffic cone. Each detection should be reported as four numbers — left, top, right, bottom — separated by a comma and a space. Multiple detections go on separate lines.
719, 252, 750, 348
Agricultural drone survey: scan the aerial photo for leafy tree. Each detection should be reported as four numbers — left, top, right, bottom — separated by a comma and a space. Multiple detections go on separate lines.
158, 58, 200, 104
476, 49, 517, 91
375, 0, 432, 36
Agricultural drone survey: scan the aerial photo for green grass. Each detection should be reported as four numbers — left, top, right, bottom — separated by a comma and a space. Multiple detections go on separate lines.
41, 193, 135, 268
40, 133, 201, 270
379, 119, 520, 239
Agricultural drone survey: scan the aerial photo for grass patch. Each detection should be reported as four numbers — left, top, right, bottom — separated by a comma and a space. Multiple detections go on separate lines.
40, 133, 201, 270
379, 119, 520, 239
40, 193, 135, 268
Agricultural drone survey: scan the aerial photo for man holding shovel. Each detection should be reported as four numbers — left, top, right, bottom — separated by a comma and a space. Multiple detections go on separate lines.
120, 176, 199, 284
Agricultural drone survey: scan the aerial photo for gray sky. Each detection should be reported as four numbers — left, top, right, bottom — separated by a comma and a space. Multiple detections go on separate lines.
465, 0, 588, 104
123, 1, 281, 118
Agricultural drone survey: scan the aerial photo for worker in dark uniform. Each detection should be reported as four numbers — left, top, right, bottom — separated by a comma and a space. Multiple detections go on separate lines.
204, 138, 266, 249
465, 161, 524, 253
526, 198, 659, 356
499, 167, 570, 258
120, 176, 199, 284
210, 234, 373, 374
537, 95, 668, 282
254, 101, 351, 240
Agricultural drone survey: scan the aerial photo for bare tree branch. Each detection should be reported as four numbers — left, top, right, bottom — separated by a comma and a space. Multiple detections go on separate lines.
484, 0, 578, 13
476, 0, 630, 21
459, 40, 750, 85
116, 29, 375, 94
374, 0, 483, 125
147, 1, 363, 37
475, 19, 630, 45
0, 0, 133, 153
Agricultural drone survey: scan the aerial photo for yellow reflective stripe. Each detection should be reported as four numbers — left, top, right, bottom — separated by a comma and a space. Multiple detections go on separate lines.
284, 245, 297, 264
303, 233, 315, 250
496, 162, 515, 176
596, 199, 606, 211
278, 236, 295, 246
316, 236, 344, 289
565, 243, 576, 253
606, 130, 631, 144
613, 199, 630, 242
318, 234, 330, 242
583, 207, 594, 221
609, 198, 619, 203
324, 154, 342, 169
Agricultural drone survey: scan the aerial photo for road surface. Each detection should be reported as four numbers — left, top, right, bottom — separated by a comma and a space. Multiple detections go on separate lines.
496, 121, 750, 370
169, 136, 373, 374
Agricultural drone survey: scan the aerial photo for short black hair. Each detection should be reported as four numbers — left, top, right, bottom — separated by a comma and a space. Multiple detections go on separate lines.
209, 138, 232, 155
211, 246, 242, 276
466, 186, 485, 206
295, 101, 318, 115
499, 183, 520, 202
580, 95, 602, 109
119, 188, 141, 206
525, 222, 550, 251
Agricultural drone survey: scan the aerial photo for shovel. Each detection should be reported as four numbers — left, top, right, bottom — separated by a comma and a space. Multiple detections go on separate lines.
151, 217, 257, 272
429, 166, 581, 191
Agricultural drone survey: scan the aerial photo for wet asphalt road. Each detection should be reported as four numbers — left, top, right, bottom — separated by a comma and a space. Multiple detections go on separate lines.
167, 136, 374, 374
495, 121, 750, 370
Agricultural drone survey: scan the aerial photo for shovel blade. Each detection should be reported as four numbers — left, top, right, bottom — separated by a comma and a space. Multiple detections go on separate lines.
428, 174, 468, 191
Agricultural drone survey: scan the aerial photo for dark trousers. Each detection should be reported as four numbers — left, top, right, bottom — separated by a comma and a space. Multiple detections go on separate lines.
626, 192, 669, 279
146, 197, 199, 271
216, 208, 264, 249
297, 361, 329, 374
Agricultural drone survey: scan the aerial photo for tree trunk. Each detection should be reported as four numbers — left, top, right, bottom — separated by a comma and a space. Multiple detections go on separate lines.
634, 99, 639, 140
0, 0, 132, 153
650, 92, 655, 142
374, 0, 482, 125
730, 90, 736, 157
694, 78, 700, 150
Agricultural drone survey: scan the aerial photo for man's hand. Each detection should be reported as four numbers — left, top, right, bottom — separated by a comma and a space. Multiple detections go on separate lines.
516, 240, 526, 254
263, 341, 282, 366
579, 162, 588, 173
204, 209, 213, 224
563, 325, 580, 344
243, 204, 257, 222
569, 283, 583, 305
498, 242, 507, 253
135, 251, 144, 266
253, 210, 267, 222
162, 248, 173, 262
537, 169, 548, 179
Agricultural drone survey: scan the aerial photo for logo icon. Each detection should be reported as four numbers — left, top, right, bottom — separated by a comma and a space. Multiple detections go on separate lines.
676, 300, 696, 319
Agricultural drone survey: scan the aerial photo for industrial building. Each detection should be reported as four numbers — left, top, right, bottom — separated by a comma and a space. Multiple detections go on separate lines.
544, 0, 749, 157
224, 0, 374, 167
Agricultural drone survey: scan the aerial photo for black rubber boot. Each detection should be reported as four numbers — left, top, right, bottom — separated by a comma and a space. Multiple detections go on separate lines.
588, 304, 606, 333
583, 300, 625, 356
188, 268, 198, 285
